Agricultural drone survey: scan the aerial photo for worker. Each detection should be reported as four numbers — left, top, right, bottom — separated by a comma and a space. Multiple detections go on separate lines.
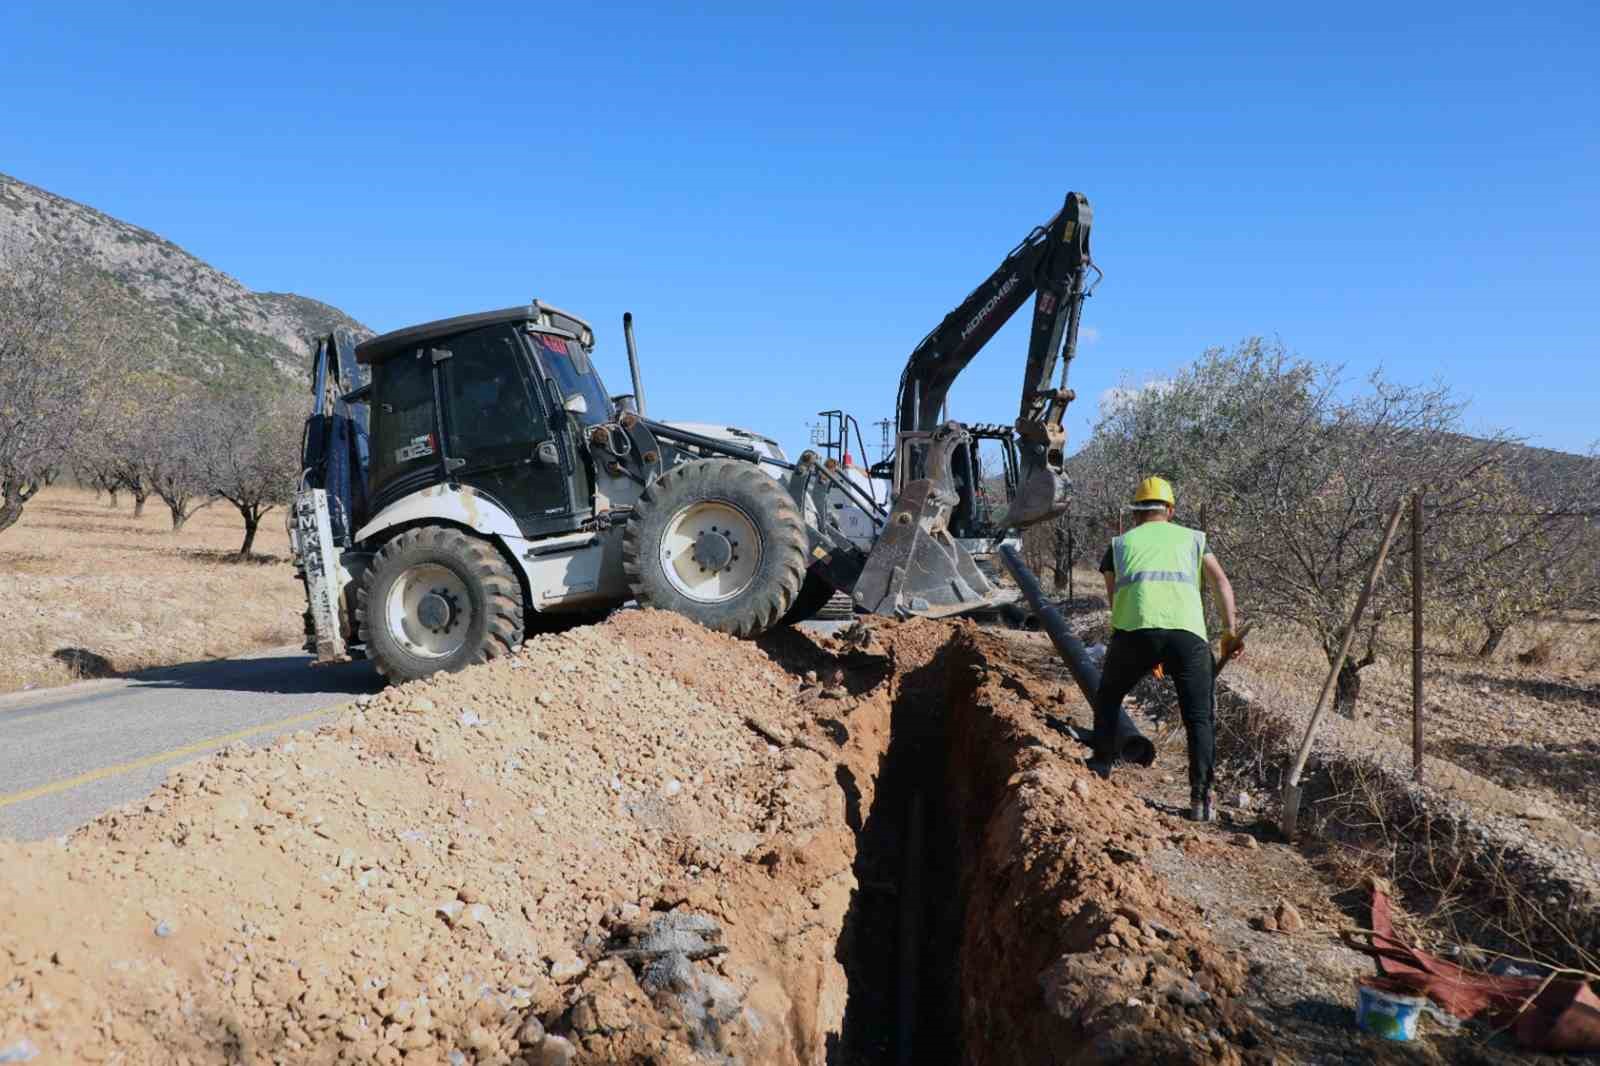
1091, 476, 1242, 822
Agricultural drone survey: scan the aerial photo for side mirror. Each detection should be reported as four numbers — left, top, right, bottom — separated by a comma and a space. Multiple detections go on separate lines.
563, 393, 589, 416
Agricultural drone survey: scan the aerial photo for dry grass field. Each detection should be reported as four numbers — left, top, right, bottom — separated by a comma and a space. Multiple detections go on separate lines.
1243, 613, 1600, 832
0, 486, 305, 693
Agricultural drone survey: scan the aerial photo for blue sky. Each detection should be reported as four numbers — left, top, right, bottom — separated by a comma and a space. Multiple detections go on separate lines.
3, 2, 1596, 459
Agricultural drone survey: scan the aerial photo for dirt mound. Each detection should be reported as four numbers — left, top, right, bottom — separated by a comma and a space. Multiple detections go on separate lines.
0, 610, 903, 1064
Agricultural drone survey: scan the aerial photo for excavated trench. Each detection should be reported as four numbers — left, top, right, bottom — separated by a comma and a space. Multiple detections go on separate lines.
830, 635, 962, 1065
762, 620, 1275, 1066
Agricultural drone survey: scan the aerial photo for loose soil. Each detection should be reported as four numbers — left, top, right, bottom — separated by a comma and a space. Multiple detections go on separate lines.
999, 627, 1575, 1064
2, 607, 1311, 1065
0, 487, 304, 693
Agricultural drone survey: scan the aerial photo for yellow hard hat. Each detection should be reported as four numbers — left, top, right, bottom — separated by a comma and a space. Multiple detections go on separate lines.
1131, 476, 1175, 509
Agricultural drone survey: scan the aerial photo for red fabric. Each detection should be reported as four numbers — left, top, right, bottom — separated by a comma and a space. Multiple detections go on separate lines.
1343, 885, 1600, 1052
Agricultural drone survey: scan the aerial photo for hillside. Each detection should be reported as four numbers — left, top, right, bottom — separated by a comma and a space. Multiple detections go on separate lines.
0, 171, 370, 388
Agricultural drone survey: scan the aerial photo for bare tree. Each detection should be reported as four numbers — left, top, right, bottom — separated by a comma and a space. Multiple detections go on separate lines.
201, 392, 302, 557
1079, 339, 1520, 715
1421, 452, 1600, 658
0, 242, 116, 534
143, 403, 214, 531
75, 455, 122, 506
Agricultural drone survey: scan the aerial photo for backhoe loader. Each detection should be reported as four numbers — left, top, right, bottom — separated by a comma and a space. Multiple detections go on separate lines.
291, 193, 1094, 682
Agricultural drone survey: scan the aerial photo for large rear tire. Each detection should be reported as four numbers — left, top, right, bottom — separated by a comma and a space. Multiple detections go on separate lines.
623, 459, 807, 638
356, 526, 524, 684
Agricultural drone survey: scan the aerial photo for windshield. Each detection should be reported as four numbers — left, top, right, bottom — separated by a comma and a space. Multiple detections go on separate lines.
529, 332, 612, 426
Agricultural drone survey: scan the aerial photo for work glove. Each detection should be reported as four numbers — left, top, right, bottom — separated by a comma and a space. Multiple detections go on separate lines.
1220, 630, 1245, 662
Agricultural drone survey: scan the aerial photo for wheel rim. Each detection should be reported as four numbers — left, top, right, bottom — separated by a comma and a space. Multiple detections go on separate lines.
659, 500, 763, 604
384, 562, 473, 659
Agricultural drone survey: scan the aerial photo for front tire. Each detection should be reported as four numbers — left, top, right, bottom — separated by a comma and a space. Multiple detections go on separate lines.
623, 459, 807, 638
356, 526, 524, 684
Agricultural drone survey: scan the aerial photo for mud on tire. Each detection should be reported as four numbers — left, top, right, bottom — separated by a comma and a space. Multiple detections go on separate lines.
623, 459, 808, 638
356, 526, 524, 685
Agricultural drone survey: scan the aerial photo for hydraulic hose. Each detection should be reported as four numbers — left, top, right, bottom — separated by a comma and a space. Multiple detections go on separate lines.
998, 544, 1155, 767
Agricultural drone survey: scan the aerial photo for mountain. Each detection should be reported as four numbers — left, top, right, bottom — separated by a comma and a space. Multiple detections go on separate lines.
0, 171, 370, 389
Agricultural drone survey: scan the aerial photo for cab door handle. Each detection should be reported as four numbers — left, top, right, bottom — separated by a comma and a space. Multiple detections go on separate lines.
535, 440, 560, 466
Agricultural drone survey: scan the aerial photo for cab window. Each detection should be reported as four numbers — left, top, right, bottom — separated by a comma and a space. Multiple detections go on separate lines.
530, 333, 611, 426
440, 325, 546, 468
369, 348, 438, 495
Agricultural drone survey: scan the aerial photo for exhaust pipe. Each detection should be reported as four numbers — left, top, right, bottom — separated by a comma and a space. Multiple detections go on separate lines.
998, 545, 1155, 767
623, 312, 646, 417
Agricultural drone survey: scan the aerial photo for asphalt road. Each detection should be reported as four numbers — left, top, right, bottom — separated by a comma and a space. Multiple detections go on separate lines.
0, 649, 378, 841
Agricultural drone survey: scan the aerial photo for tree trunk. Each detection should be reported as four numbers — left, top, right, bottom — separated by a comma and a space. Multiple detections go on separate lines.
1335, 658, 1364, 717
107, 489, 119, 508
0, 494, 23, 535
239, 513, 260, 558
0, 481, 38, 536
1051, 523, 1071, 591
1477, 624, 1508, 660
169, 501, 190, 531
132, 491, 147, 518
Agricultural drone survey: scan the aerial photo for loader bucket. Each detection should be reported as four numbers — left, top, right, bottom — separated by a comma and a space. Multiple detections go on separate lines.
999, 462, 1070, 529
853, 477, 997, 617
853, 425, 1000, 618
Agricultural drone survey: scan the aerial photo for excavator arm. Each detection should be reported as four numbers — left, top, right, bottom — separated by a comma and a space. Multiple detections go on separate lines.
852, 193, 1095, 619
895, 191, 1094, 528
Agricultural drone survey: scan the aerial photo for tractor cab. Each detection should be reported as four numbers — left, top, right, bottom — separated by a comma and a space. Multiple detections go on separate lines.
349, 302, 610, 540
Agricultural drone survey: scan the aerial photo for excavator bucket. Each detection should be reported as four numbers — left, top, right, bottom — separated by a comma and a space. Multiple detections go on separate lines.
852, 425, 998, 618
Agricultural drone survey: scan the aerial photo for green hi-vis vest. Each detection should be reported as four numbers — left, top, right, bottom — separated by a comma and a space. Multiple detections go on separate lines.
1110, 522, 1208, 639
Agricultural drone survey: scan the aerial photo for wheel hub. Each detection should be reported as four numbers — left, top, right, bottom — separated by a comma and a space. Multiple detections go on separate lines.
417, 591, 452, 630
385, 563, 473, 660
691, 530, 734, 573
659, 502, 761, 604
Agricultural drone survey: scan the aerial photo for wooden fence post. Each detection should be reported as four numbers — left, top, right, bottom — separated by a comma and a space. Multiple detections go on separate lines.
1412, 491, 1424, 781
1281, 497, 1409, 839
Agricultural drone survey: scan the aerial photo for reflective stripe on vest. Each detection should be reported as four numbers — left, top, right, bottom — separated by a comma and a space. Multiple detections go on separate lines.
1111, 528, 1203, 589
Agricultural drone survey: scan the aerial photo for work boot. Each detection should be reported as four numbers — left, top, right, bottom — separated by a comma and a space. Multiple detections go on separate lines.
1187, 791, 1215, 823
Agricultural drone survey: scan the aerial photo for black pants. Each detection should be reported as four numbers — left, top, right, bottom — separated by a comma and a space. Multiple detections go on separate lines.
1093, 628, 1215, 797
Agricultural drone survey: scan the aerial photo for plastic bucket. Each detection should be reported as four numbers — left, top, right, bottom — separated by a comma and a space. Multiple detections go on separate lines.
1356, 981, 1429, 1041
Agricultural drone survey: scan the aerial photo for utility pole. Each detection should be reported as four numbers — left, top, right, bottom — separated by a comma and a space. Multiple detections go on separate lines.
875, 418, 894, 464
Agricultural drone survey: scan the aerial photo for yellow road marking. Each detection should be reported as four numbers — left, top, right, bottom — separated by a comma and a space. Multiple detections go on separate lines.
0, 707, 334, 810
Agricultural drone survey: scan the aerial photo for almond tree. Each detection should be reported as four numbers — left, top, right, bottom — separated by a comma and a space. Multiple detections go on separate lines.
1423, 455, 1600, 658
0, 242, 115, 534
1079, 339, 1517, 715
141, 395, 215, 531
201, 392, 302, 557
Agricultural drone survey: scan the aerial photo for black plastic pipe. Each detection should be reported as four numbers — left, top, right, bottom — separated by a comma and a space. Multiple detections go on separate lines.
896, 791, 925, 1066
998, 544, 1155, 767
